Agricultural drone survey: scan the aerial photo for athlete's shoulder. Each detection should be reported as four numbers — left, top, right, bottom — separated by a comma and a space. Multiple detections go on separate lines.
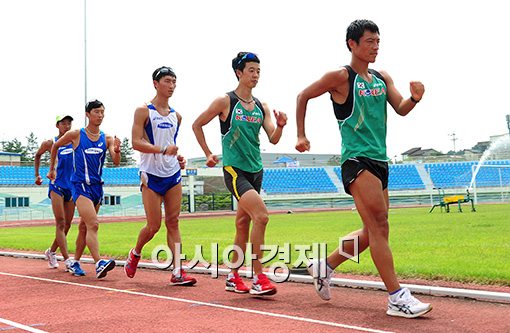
371, 68, 390, 82
323, 67, 350, 83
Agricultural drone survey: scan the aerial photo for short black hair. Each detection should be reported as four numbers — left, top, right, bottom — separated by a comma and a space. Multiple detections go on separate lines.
232, 52, 260, 74
346, 19, 379, 51
152, 66, 176, 81
85, 99, 104, 113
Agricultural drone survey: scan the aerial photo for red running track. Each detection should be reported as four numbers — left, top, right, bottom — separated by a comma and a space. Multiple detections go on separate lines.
0, 255, 509, 333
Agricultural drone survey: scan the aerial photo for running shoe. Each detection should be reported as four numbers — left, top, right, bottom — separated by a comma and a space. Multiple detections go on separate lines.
64, 258, 73, 272
124, 248, 140, 278
44, 248, 59, 269
225, 272, 250, 293
387, 288, 432, 318
307, 259, 332, 301
69, 261, 86, 276
170, 269, 197, 286
96, 259, 116, 279
249, 273, 277, 296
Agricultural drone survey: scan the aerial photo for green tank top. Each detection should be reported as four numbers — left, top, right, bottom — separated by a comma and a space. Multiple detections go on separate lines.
332, 66, 389, 164
220, 92, 264, 173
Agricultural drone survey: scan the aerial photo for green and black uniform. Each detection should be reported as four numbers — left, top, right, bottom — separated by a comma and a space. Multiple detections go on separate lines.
333, 65, 390, 195
221, 91, 265, 200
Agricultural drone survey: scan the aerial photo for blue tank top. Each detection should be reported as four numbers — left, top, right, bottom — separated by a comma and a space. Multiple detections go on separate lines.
71, 128, 107, 185
54, 136, 74, 190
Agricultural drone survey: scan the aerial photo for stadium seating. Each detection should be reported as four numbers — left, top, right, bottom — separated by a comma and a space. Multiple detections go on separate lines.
1, 160, 509, 192
0, 166, 140, 186
262, 167, 337, 194
425, 160, 510, 188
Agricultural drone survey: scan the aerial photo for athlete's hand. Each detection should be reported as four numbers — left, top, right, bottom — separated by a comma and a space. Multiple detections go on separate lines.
113, 135, 121, 153
274, 110, 287, 128
295, 136, 310, 152
164, 145, 178, 156
177, 154, 186, 169
206, 154, 219, 168
35, 175, 43, 186
46, 170, 56, 182
410, 81, 425, 102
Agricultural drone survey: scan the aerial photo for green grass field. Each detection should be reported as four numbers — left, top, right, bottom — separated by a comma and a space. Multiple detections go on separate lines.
1, 204, 509, 286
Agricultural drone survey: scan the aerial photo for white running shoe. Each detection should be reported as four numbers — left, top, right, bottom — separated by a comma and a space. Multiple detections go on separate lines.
387, 288, 433, 318
44, 248, 59, 269
64, 258, 73, 272
307, 259, 332, 301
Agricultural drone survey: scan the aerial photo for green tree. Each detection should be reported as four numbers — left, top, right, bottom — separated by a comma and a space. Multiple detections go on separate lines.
25, 132, 39, 162
1, 138, 26, 160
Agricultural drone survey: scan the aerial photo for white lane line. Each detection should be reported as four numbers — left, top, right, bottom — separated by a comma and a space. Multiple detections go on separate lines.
0, 318, 47, 333
0, 271, 393, 333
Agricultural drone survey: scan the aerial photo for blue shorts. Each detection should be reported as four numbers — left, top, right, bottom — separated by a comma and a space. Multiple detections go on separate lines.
140, 170, 181, 196
72, 182, 104, 206
48, 183, 73, 202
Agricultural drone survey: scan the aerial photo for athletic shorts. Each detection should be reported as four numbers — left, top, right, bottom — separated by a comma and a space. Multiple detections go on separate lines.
71, 182, 104, 206
48, 183, 73, 202
341, 156, 389, 195
223, 166, 263, 201
140, 170, 182, 196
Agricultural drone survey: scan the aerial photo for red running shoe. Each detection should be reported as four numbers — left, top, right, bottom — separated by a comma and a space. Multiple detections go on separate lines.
250, 273, 277, 296
225, 272, 250, 293
170, 269, 197, 286
124, 248, 140, 278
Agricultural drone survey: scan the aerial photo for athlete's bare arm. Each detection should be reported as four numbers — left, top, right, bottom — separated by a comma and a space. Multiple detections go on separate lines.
295, 68, 349, 152
192, 95, 230, 167
380, 70, 424, 117
34, 139, 53, 185
106, 135, 121, 166
261, 102, 287, 145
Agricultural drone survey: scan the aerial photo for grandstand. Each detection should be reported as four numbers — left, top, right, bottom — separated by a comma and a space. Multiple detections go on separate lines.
1, 160, 510, 221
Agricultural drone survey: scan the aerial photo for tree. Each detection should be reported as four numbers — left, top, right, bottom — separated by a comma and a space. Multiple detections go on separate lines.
1, 138, 26, 159
25, 132, 39, 162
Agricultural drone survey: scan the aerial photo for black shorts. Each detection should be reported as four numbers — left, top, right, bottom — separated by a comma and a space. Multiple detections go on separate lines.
223, 166, 263, 201
341, 156, 389, 195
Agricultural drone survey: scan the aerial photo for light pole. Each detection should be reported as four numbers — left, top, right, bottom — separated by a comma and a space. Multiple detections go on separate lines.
449, 132, 458, 153
83, 0, 88, 126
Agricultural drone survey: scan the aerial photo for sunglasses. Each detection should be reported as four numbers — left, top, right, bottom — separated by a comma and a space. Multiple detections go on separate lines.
153, 67, 176, 80
235, 52, 257, 68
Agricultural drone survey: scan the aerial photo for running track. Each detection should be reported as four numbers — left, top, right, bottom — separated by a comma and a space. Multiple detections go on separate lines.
1, 256, 509, 333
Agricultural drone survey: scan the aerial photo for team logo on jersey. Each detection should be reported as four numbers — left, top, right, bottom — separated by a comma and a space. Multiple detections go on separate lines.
98, 142, 104, 147
235, 109, 243, 114
59, 148, 73, 155
157, 122, 174, 129
85, 147, 104, 154
359, 87, 386, 97
357, 82, 365, 89
235, 115, 262, 123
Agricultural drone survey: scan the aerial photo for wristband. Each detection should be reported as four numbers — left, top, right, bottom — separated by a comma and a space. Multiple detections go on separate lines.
410, 96, 420, 103
160, 146, 167, 154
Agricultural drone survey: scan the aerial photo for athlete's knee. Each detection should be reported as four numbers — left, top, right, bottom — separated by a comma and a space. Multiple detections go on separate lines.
84, 220, 99, 233
252, 212, 269, 226
164, 216, 179, 230
369, 212, 389, 237
146, 223, 161, 236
